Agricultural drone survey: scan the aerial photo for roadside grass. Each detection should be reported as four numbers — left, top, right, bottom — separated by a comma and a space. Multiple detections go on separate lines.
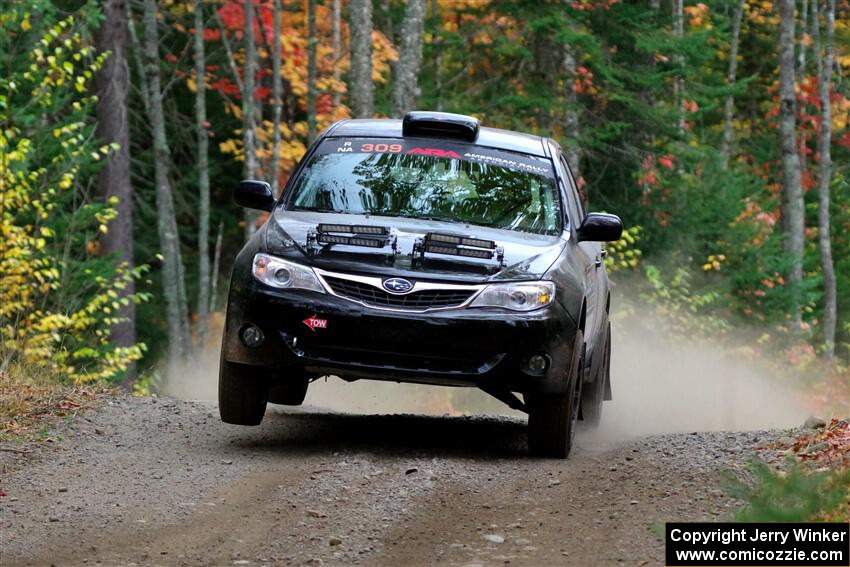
727, 459, 850, 522
729, 420, 850, 522
0, 369, 113, 444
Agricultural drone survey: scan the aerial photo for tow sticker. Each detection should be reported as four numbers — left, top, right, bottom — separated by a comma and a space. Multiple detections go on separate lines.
302, 315, 328, 331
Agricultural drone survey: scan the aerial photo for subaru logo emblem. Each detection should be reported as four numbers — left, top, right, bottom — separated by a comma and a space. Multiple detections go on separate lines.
382, 277, 414, 294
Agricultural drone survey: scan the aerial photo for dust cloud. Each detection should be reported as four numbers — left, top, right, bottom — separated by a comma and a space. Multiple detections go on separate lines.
594, 317, 807, 440
162, 311, 810, 440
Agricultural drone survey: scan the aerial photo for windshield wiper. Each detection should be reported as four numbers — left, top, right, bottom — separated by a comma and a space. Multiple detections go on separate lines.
292, 207, 350, 214
394, 213, 462, 224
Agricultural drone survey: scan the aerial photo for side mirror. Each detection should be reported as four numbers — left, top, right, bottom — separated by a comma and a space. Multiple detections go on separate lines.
577, 212, 623, 242
235, 179, 274, 211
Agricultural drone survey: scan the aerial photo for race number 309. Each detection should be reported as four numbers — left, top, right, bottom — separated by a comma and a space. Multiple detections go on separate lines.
360, 143, 402, 153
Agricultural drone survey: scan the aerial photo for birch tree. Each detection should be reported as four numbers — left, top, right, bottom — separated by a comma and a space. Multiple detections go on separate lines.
307, 0, 318, 142
817, 0, 837, 358
271, 0, 283, 195
798, 0, 809, 76
331, 0, 342, 109
194, 0, 211, 346
141, 0, 191, 369
95, 0, 136, 383
673, 0, 685, 136
243, 0, 257, 183
720, 0, 745, 169
778, 0, 805, 324
563, 42, 581, 176
349, 0, 374, 118
392, 0, 426, 117
243, 0, 259, 239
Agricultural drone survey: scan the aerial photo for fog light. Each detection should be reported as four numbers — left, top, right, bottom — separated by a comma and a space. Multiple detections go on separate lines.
522, 354, 550, 376
241, 324, 265, 348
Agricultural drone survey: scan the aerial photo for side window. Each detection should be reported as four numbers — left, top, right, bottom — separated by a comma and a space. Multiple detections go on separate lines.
558, 154, 585, 227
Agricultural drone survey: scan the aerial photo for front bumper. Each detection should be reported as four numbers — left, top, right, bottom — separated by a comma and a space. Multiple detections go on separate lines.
223, 280, 579, 394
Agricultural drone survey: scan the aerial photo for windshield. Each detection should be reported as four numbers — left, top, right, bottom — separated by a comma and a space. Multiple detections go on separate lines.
286, 138, 562, 235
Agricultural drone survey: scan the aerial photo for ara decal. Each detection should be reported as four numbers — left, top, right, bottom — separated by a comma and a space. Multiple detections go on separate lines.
406, 147, 462, 159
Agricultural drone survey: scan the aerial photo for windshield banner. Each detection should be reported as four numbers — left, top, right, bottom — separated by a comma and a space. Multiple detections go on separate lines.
316, 138, 555, 178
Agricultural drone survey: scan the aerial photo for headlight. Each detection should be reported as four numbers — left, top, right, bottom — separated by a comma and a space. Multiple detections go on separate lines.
252, 253, 325, 293
469, 281, 555, 311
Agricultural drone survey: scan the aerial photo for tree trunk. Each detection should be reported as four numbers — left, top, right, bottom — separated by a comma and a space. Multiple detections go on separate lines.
799, 0, 809, 76
331, 0, 342, 109
210, 220, 224, 314
720, 0, 745, 169
243, 0, 259, 238
392, 0, 426, 117
348, 0, 374, 118
817, 0, 837, 358
271, 0, 283, 195
432, 0, 443, 112
563, 42, 581, 177
142, 0, 191, 371
673, 0, 685, 135
778, 0, 805, 324
95, 0, 136, 385
307, 0, 318, 143
194, 0, 210, 349
802, 0, 819, 208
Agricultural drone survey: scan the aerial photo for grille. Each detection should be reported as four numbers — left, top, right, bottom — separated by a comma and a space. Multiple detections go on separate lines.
323, 276, 475, 311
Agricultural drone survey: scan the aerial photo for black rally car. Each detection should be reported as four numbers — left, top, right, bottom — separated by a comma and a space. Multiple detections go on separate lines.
220, 111, 622, 458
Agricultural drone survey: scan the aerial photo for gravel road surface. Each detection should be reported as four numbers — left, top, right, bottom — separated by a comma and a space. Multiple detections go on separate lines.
1, 394, 786, 567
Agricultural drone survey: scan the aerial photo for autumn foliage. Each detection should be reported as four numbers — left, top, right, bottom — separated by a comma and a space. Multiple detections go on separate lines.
0, 11, 146, 382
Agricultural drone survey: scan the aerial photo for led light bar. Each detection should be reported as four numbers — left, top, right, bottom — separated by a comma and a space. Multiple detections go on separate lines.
350, 237, 384, 247
425, 232, 497, 251
318, 223, 351, 233
429, 233, 462, 245
319, 234, 348, 244
461, 237, 495, 250
352, 225, 388, 235
456, 247, 494, 259
317, 223, 389, 236
424, 244, 494, 259
317, 234, 385, 248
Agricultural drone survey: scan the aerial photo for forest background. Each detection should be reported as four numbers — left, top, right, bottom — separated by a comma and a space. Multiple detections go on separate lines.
1, 0, 849, 412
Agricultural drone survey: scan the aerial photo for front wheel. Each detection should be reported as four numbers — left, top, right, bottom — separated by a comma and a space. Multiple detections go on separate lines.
219, 356, 269, 426
527, 332, 585, 458
581, 322, 610, 428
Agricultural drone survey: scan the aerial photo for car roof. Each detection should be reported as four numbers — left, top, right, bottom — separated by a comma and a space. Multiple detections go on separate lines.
326, 119, 549, 158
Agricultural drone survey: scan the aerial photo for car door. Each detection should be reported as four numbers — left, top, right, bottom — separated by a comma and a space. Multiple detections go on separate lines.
556, 154, 603, 355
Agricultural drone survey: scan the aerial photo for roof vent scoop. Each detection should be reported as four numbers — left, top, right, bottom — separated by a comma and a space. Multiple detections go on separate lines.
402, 111, 480, 142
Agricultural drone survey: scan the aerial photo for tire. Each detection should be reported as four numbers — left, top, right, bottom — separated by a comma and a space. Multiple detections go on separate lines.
581, 322, 610, 428
527, 331, 585, 458
268, 370, 309, 406
219, 354, 269, 426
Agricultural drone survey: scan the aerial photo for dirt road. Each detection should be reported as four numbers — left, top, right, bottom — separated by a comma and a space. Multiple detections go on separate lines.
1, 394, 787, 567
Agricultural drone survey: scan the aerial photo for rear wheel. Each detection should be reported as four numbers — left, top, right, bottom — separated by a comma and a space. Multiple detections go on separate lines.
527, 332, 585, 458
581, 322, 610, 428
268, 370, 309, 405
219, 354, 269, 426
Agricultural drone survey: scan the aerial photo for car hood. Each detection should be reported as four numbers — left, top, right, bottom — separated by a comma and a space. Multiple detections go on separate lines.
264, 210, 567, 284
